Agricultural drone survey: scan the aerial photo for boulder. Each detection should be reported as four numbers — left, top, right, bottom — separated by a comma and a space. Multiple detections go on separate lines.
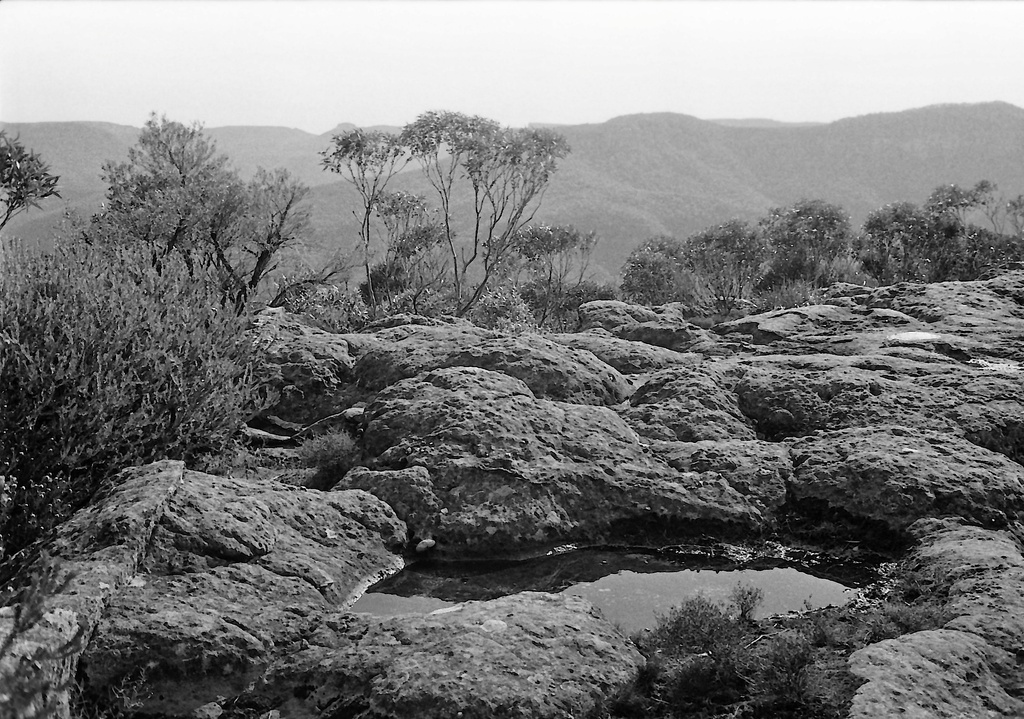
253, 308, 381, 424
546, 329, 700, 375
619, 366, 755, 442
247, 593, 645, 719
716, 271, 1024, 363
849, 629, 1024, 718
578, 300, 660, 331
721, 353, 1024, 463
848, 518, 1024, 718
67, 463, 406, 715
350, 366, 770, 555
786, 426, 1024, 535
578, 300, 720, 353
651, 439, 792, 518
351, 324, 632, 405
904, 519, 1024, 655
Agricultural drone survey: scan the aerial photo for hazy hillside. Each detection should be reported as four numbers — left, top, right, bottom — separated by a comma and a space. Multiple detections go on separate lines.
4, 102, 1024, 277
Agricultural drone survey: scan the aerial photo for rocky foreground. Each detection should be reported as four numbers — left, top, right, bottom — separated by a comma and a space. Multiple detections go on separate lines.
3, 273, 1024, 717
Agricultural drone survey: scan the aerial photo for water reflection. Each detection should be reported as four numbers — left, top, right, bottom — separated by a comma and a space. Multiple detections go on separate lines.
350, 547, 863, 632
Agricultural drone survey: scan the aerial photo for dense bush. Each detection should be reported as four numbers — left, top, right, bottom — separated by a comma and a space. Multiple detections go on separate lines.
466, 284, 538, 334
620, 235, 700, 306
758, 200, 854, 290
856, 183, 1024, 285
296, 429, 363, 485
0, 240, 270, 561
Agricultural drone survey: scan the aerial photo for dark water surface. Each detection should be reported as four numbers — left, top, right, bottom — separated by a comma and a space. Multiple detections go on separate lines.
350, 545, 875, 633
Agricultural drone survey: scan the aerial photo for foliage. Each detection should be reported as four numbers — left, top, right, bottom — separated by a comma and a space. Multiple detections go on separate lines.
856, 182, 1024, 284
0, 553, 87, 719
759, 199, 853, 289
321, 113, 570, 318
0, 240, 268, 561
729, 581, 765, 623
619, 235, 698, 306
514, 224, 605, 329
466, 283, 537, 334
296, 430, 362, 483
272, 280, 371, 334
403, 112, 572, 314
0, 132, 61, 235
361, 191, 450, 315
321, 129, 410, 309
519, 278, 618, 332
683, 219, 768, 314
91, 114, 311, 311
857, 201, 934, 283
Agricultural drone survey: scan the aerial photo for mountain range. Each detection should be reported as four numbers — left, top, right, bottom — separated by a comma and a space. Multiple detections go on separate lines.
3, 102, 1024, 278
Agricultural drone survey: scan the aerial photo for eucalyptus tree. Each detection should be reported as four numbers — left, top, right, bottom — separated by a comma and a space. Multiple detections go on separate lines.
0, 130, 60, 235
368, 190, 449, 314
683, 220, 767, 314
514, 223, 598, 327
92, 115, 310, 310
402, 111, 570, 314
759, 199, 852, 288
321, 129, 409, 309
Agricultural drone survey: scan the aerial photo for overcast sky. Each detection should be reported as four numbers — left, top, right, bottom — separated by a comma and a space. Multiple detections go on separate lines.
2, 1, 1022, 134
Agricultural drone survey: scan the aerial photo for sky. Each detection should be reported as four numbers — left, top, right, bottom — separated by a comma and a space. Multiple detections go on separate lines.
2, 0, 1023, 134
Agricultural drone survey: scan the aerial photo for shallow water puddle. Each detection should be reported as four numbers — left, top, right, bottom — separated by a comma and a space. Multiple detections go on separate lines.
350, 548, 863, 633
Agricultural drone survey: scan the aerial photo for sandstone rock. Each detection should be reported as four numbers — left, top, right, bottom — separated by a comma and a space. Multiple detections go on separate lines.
849, 629, 1024, 718
620, 366, 755, 442
249, 592, 645, 719
546, 329, 700, 375
253, 308, 380, 424
353, 366, 768, 555
846, 517, 1024, 718
651, 439, 791, 517
905, 519, 1024, 654
720, 353, 1024, 463
578, 300, 720, 353
351, 324, 631, 405
716, 272, 1024, 363
578, 300, 660, 331
787, 426, 1024, 534
69, 464, 406, 715
341, 466, 443, 543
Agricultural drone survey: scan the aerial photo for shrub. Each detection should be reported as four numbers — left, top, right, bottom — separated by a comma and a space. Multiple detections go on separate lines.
0, 241, 269, 560
271, 279, 371, 333
466, 284, 537, 334
620, 236, 700, 307
296, 430, 361, 481
749, 631, 814, 706
0, 553, 86, 718
729, 582, 764, 622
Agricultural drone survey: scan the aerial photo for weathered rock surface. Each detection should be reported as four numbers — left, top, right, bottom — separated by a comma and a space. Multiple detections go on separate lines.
716, 272, 1024, 362
848, 518, 1024, 717
351, 324, 632, 405
787, 426, 1024, 535
37, 461, 407, 715
651, 439, 792, 518
10, 272, 1024, 718
579, 299, 722, 353
248, 593, 645, 719
347, 366, 771, 553
6, 462, 646, 718
721, 353, 1024, 462
547, 329, 700, 375
849, 629, 1024, 718
253, 307, 382, 424
620, 366, 756, 442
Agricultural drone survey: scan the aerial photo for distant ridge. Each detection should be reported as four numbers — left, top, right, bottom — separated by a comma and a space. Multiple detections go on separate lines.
708, 118, 826, 128
4, 102, 1024, 276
